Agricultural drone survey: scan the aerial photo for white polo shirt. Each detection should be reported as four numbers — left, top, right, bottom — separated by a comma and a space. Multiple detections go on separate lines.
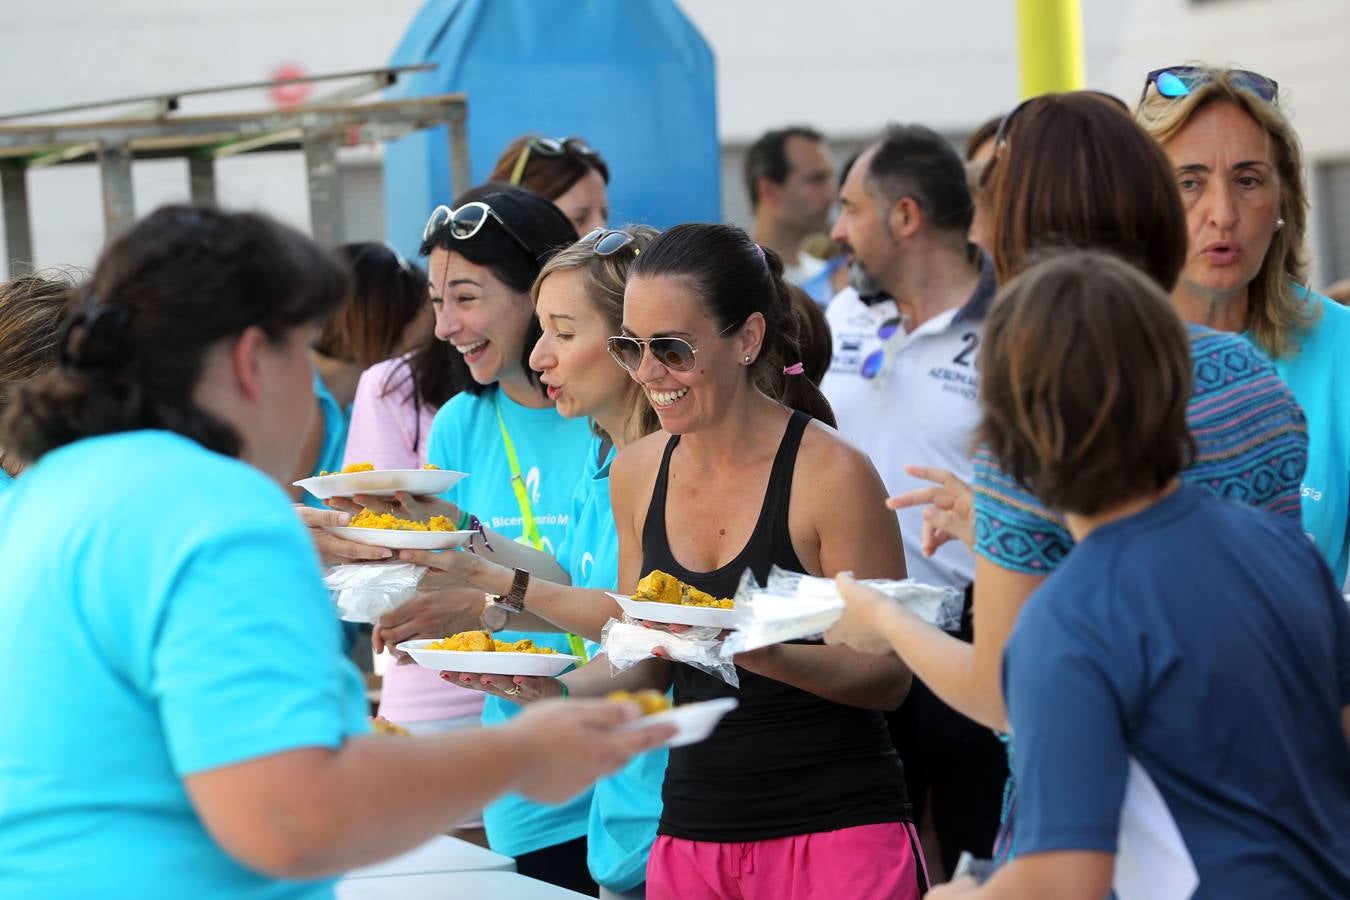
821, 259, 995, 591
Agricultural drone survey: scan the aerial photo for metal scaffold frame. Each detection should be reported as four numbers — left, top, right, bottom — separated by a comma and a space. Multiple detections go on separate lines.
0, 65, 469, 275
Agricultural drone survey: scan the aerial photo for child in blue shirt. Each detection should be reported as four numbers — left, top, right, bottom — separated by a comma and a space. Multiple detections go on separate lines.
927, 252, 1350, 900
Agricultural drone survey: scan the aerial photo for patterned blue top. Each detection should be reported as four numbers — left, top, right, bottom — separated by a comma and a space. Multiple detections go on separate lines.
975, 325, 1309, 574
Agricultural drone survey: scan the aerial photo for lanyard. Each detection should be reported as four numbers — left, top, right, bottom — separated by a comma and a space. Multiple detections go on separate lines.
494, 392, 589, 662
495, 395, 544, 552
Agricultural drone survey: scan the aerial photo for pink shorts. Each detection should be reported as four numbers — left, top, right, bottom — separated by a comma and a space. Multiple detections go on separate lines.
645, 822, 928, 900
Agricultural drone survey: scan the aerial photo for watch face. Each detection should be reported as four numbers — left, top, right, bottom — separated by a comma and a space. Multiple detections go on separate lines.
482, 603, 509, 632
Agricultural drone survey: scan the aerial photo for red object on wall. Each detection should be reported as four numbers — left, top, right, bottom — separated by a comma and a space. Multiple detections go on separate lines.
268, 64, 312, 107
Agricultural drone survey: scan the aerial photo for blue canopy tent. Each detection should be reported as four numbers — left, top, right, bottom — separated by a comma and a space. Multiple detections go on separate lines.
382, 0, 720, 258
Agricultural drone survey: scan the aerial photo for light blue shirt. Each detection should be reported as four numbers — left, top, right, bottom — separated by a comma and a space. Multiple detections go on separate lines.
0, 431, 370, 899
427, 386, 593, 858
1252, 289, 1350, 583
0, 467, 12, 496
301, 368, 351, 509
556, 435, 668, 893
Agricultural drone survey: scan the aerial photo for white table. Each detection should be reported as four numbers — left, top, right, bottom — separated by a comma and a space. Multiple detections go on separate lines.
343, 835, 515, 879
336, 870, 593, 899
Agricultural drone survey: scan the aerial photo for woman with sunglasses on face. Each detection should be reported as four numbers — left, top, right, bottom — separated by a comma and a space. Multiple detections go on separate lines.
1137, 65, 1350, 586
598, 224, 926, 900
490, 134, 611, 236
395, 227, 668, 899
0, 206, 672, 899
825, 93, 1310, 863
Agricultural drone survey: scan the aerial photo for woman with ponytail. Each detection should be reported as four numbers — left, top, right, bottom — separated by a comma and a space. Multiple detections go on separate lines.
598, 223, 927, 899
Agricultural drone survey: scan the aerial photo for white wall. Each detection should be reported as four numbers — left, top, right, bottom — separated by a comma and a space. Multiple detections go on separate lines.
1, 0, 1347, 280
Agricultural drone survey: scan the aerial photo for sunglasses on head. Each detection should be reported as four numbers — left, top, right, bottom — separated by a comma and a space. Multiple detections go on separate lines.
509, 136, 597, 185
422, 201, 536, 259
606, 321, 741, 374
581, 228, 639, 258
1140, 66, 1278, 106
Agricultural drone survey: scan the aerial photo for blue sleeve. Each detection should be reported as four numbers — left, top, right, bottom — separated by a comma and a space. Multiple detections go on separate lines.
973, 445, 1075, 575
152, 512, 369, 776
1004, 600, 1134, 854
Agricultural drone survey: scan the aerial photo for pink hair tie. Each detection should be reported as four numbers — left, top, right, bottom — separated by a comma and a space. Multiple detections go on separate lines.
783, 362, 805, 376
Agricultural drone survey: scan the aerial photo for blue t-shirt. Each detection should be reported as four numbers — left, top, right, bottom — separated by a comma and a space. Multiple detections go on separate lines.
0, 431, 370, 899
555, 435, 668, 893
975, 325, 1308, 573
0, 467, 13, 496
1252, 289, 1350, 584
301, 368, 351, 509
426, 386, 592, 858
1003, 486, 1350, 898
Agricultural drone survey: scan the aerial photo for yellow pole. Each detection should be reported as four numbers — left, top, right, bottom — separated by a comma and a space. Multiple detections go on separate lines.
1016, 0, 1085, 99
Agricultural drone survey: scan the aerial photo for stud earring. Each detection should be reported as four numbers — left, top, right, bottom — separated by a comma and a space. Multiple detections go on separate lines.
1276, 218, 1286, 231
744, 355, 752, 364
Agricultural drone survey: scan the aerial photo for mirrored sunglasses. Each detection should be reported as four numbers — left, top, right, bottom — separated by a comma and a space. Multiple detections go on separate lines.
1140, 66, 1278, 106
581, 228, 639, 257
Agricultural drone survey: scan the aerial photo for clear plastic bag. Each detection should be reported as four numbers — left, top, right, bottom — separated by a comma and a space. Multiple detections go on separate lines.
601, 615, 740, 687
324, 561, 428, 624
721, 565, 965, 657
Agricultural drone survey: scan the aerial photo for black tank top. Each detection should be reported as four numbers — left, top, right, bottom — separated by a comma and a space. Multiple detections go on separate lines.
641, 410, 910, 842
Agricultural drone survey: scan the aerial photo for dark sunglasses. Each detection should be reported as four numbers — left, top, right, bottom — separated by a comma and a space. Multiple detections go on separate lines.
509, 136, 597, 185
1140, 67, 1278, 106
607, 322, 740, 374
422, 202, 536, 259
581, 228, 639, 258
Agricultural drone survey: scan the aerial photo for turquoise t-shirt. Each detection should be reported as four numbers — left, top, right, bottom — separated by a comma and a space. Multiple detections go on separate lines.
0, 431, 370, 899
0, 467, 12, 496
426, 385, 593, 858
302, 367, 351, 509
555, 435, 668, 893
1251, 289, 1350, 584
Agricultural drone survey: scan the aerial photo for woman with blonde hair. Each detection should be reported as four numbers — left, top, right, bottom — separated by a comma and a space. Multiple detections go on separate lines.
1137, 65, 1350, 583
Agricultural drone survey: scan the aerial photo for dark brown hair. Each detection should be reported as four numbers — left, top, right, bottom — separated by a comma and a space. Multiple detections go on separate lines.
2, 206, 348, 462
419, 184, 577, 399
314, 243, 428, 369
488, 135, 610, 202
984, 92, 1188, 291
743, 125, 825, 209
979, 251, 1195, 516
630, 223, 836, 428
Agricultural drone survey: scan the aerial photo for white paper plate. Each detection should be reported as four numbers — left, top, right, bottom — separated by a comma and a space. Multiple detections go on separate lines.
397, 640, 581, 677
618, 697, 739, 748
294, 468, 467, 501
324, 526, 475, 551
605, 592, 739, 629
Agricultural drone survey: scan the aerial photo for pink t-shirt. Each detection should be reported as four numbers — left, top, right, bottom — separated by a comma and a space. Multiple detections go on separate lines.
344, 355, 483, 723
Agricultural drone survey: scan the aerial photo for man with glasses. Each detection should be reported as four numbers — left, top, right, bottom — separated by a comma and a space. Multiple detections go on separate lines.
823, 123, 1003, 881
744, 126, 837, 287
